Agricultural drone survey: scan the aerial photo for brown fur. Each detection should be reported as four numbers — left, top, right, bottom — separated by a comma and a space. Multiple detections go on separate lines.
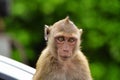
33, 17, 92, 80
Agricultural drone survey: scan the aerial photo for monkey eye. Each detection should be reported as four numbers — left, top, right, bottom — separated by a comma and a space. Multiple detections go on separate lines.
68, 38, 76, 43
57, 36, 65, 42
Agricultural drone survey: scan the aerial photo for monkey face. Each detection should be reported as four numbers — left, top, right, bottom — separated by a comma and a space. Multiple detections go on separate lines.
55, 34, 77, 61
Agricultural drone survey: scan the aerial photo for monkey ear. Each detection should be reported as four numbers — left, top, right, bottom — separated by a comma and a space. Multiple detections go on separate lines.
79, 29, 83, 34
44, 25, 50, 41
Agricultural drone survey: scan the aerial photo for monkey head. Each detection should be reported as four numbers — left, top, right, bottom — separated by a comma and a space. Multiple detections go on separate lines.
44, 16, 83, 61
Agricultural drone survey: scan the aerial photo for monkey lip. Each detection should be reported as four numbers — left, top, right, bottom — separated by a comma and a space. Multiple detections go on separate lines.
60, 52, 71, 59
62, 56, 69, 58
60, 55, 70, 60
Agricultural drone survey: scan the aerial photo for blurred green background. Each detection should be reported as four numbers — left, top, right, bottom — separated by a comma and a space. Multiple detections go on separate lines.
2, 0, 120, 80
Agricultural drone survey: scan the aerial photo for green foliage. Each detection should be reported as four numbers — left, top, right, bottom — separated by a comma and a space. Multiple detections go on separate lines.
11, 50, 22, 62
91, 62, 106, 80
4, 0, 120, 80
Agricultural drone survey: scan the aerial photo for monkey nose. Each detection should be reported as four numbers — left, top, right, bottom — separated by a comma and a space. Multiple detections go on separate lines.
63, 47, 69, 52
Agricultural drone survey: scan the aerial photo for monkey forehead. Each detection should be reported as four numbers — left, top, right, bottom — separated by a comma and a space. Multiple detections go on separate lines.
54, 32, 79, 38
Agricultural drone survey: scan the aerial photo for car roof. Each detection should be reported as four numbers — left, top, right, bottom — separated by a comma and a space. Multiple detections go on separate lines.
0, 55, 36, 80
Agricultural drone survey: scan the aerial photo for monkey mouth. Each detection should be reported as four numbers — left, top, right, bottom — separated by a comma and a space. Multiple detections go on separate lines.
62, 56, 69, 58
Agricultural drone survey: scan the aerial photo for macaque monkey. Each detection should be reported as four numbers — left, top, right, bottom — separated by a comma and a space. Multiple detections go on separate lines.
33, 17, 92, 80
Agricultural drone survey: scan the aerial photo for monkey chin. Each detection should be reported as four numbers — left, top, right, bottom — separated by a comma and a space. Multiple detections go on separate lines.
59, 56, 71, 61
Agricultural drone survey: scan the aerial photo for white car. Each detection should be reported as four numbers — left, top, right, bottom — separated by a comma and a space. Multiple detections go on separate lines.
0, 55, 36, 80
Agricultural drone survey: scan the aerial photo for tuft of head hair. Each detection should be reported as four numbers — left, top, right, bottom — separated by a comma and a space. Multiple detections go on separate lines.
65, 16, 70, 22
